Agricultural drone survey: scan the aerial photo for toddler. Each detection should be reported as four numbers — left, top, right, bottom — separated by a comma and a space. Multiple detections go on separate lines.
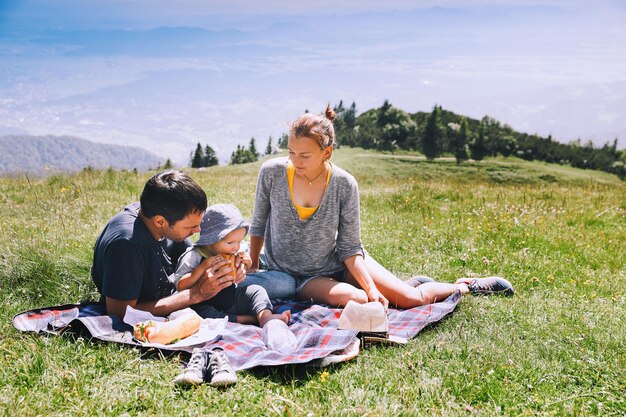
172, 204, 290, 326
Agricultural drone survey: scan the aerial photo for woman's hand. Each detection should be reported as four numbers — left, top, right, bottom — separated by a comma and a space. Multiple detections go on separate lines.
248, 236, 264, 273
366, 287, 389, 309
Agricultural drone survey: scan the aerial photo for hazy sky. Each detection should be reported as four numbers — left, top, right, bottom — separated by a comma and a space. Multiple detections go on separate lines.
1, 0, 625, 163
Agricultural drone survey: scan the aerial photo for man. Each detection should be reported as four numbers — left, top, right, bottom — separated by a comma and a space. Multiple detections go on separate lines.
91, 170, 238, 317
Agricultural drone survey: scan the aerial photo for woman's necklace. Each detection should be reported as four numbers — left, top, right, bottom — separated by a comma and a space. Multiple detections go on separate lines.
302, 163, 327, 186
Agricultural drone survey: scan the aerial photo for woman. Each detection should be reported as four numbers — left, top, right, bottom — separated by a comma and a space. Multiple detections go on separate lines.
243, 105, 513, 308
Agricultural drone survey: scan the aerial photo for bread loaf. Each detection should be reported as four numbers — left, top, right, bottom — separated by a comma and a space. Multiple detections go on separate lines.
133, 311, 202, 344
220, 254, 237, 278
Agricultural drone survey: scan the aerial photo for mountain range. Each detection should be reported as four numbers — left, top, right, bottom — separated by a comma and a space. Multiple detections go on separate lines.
0, 135, 163, 175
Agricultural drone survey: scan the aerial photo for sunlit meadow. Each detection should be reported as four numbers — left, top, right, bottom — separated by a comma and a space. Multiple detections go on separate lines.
1, 148, 624, 416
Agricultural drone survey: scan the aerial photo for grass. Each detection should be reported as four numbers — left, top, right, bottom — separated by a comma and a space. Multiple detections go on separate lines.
1, 148, 625, 416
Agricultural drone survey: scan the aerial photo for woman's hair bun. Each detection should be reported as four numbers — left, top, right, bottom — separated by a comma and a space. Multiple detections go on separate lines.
324, 103, 336, 121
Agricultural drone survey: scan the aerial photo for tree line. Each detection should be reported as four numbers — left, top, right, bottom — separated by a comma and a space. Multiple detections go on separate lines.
332, 100, 625, 179
189, 134, 288, 168
187, 101, 625, 180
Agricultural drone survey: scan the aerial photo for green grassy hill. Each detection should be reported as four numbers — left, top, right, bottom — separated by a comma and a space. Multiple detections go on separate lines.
1, 148, 624, 416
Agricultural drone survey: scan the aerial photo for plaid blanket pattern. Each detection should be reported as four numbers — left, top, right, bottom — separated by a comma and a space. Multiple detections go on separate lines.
273, 290, 461, 340
12, 291, 461, 370
207, 322, 358, 371
193, 291, 462, 370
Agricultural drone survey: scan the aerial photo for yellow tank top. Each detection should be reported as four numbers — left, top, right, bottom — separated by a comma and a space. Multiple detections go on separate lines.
287, 161, 332, 220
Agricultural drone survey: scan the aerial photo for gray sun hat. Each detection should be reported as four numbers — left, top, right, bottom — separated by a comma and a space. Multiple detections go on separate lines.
194, 204, 250, 246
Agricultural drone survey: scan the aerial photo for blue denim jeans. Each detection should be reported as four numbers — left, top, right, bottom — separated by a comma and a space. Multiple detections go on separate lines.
241, 270, 297, 301
242, 268, 349, 302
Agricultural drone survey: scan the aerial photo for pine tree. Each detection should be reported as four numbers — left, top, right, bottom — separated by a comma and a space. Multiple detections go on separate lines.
423, 106, 442, 160
333, 100, 347, 146
230, 145, 244, 165
162, 158, 174, 169
341, 101, 357, 147
278, 133, 289, 149
230, 140, 261, 165
470, 123, 488, 161
454, 118, 469, 164
377, 100, 393, 128
191, 143, 204, 168
203, 144, 218, 167
345, 102, 357, 130
265, 136, 274, 155
248, 137, 260, 161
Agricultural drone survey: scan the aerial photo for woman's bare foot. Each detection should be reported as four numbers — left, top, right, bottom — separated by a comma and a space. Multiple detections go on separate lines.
258, 310, 291, 327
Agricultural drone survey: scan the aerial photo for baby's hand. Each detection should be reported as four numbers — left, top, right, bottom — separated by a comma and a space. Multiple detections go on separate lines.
236, 252, 252, 271
201, 256, 224, 269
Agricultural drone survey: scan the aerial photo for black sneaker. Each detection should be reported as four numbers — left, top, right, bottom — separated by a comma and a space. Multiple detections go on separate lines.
173, 348, 208, 386
406, 276, 435, 287
207, 348, 237, 387
467, 277, 514, 296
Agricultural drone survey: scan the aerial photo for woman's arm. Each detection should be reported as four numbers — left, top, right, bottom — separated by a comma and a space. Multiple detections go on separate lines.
249, 235, 264, 272
335, 174, 366, 263
344, 254, 389, 308
249, 160, 275, 271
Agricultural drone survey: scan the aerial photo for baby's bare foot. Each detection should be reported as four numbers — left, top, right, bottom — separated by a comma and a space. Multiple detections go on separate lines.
259, 310, 291, 327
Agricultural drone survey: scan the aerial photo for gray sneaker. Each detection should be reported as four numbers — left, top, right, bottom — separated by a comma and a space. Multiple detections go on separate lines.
406, 276, 435, 287
207, 348, 237, 387
467, 277, 514, 296
173, 348, 208, 386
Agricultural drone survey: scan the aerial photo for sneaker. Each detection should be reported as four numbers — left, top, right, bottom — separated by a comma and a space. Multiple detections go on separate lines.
467, 277, 514, 296
173, 348, 208, 386
406, 276, 435, 287
207, 348, 237, 387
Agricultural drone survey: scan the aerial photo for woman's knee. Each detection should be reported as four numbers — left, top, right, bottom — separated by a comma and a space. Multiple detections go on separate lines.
329, 287, 368, 307
299, 280, 368, 307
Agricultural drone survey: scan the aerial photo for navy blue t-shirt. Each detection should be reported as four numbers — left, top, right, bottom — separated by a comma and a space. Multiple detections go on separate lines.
91, 202, 191, 304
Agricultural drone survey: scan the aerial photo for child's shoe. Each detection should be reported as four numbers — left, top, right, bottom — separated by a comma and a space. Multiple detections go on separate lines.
207, 348, 237, 387
173, 348, 208, 386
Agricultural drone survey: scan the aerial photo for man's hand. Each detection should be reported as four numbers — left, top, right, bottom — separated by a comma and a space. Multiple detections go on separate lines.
190, 258, 234, 303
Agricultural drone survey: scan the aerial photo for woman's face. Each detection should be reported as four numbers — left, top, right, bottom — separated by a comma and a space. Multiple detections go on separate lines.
288, 135, 332, 175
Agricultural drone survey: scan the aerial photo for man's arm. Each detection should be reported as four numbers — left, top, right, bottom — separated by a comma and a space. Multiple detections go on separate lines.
106, 258, 234, 317
177, 256, 221, 290
106, 289, 200, 318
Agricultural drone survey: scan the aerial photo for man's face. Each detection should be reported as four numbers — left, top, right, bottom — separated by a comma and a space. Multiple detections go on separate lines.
163, 211, 203, 242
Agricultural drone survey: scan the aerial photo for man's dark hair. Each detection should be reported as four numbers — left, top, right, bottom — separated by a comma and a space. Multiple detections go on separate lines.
140, 170, 207, 225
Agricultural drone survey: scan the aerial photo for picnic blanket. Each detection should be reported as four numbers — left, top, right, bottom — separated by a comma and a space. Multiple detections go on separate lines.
13, 291, 461, 371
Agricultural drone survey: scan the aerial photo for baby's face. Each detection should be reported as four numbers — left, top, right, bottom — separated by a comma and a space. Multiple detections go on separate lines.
213, 227, 247, 255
